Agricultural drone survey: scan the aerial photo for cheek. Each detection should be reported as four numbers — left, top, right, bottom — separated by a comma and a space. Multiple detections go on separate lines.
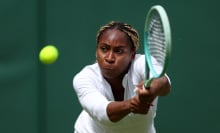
96, 52, 104, 64
117, 56, 133, 69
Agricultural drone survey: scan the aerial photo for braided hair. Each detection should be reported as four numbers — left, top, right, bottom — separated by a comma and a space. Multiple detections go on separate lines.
96, 21, 139, 52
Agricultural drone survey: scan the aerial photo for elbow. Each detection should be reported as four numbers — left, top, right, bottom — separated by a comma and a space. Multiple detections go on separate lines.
108, 115, 121, 123
160, 76, 171, 96
161, 83, 171, 96
106, 108, 124, 123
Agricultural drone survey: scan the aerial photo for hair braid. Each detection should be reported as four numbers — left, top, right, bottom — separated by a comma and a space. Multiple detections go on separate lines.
96, 21, 139, 51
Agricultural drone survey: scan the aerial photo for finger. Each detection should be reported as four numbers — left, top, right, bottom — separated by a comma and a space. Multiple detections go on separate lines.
133, 87, 138, 93
147, 102, 154, 106
138, 87, 150, 96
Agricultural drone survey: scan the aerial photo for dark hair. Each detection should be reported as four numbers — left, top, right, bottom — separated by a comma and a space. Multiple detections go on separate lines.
96, 21, 139, 51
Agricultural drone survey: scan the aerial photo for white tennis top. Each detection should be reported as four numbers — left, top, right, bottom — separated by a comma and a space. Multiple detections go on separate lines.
73, 54, 164, 133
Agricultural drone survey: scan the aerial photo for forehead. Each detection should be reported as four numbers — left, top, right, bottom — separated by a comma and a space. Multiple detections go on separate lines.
99, 29, 131, 46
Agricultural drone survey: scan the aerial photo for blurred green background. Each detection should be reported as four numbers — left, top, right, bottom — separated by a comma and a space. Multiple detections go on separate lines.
0, 0, 220, 133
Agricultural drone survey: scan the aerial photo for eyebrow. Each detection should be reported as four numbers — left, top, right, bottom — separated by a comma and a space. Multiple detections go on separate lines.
99, 42, 127, 48
115, 45, 126, 49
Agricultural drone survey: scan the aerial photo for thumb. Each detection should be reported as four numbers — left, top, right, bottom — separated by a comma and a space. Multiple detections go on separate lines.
138, 85, 150, 95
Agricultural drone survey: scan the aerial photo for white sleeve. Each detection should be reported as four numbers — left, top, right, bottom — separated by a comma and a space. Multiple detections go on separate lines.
151, 56, 171, 85
131, 54, 145, 85
73, 69, 112, 123
132, 54, 171, 84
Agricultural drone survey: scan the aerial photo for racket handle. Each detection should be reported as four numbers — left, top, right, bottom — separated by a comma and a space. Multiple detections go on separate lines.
144, 79, 152, 89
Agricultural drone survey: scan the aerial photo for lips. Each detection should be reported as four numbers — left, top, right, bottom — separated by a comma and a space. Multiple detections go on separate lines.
102, 67, 114, 73
103, 67, 113, 70
101, 69, 115, 79
98, 63, 117, 78
101, 67, 115, 76
102, 64, 114, 70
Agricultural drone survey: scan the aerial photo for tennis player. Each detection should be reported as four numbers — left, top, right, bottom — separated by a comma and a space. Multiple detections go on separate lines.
73, 21, 171, 133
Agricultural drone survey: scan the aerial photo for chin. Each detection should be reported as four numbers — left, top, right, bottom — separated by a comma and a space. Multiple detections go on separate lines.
101, 72, 116, 79
102, 74, 115, 80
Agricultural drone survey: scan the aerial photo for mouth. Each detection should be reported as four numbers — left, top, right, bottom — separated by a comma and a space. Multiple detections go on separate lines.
103, 67, 113, 70
102, 66, 115, 74
102, 65, 114, 70
102, 68, 114, 73
101, 68, 115, 79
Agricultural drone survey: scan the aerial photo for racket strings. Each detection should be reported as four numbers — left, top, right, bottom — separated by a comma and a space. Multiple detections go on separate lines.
148, 14, 166, 66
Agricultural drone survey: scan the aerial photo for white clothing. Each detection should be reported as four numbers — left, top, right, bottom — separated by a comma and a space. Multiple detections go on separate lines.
73, 54, 164, 133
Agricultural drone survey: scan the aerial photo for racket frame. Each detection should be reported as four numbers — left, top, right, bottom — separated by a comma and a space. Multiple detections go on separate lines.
144, 5, 172, 88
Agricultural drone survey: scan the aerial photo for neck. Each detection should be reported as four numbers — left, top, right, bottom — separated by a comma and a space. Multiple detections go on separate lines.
105, 75, 125, 101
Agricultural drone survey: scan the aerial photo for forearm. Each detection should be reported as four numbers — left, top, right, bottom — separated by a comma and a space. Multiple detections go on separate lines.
106, 99, 132, 122
150, 75, 171, 96
106, 97, 153, 122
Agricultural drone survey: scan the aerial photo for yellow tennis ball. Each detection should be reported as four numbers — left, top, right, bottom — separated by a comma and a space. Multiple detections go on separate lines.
39, 45, 59, 64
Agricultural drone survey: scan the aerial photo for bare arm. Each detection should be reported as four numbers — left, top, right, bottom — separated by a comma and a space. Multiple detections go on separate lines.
106, 96, 152, 122
147, 75, 171, 96
106, 100, 131, 122
106, 75, 171, 122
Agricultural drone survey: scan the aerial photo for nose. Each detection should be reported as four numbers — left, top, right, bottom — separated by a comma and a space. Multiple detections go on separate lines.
105, 51, 115, 64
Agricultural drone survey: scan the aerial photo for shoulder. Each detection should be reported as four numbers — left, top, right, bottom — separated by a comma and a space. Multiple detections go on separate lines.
76, 63, 100, 76
73, 63, 102, 86
134, 54, 144, 62
131, 54, 145, 70
131, 54, 145, 67
126, 54, 145, 85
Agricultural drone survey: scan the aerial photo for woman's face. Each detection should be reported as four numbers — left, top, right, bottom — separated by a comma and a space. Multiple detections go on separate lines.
96, 29, 135, 80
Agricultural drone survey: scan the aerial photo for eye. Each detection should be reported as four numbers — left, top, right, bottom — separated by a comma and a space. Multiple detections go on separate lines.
100, 46, 108, 52
114, 48, 124, 54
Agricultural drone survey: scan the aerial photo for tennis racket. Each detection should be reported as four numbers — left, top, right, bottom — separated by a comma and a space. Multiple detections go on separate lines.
144, 5, 172, 89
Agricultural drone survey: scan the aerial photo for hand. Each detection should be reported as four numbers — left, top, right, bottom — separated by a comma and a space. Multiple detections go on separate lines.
136, 80, 156, 103
130, 95, 152, 114
129, 81, 155, 114
129, 76, 170, 114
146, 76, 171, 96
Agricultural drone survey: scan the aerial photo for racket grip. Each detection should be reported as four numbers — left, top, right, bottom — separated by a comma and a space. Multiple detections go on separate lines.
144, 79, 152, 89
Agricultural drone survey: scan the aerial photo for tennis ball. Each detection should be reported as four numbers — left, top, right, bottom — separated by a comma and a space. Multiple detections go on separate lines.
39, 45, 59, 64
